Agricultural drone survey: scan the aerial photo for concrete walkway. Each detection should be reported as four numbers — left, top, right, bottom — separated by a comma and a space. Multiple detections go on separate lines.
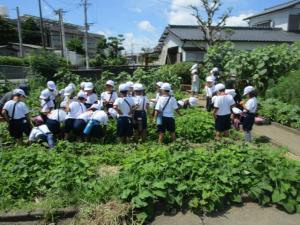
253, 124, 300, 157
151, 203, 300, 225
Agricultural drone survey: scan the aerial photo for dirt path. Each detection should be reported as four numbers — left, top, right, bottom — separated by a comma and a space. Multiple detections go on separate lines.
253, 124, 300, 157
151, 203, 300, 225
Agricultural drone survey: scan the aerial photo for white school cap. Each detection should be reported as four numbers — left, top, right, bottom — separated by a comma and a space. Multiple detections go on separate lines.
156, 81, 163, 87
126, 81, 134, 88
13, 88, 26, 97
84, 82, 94, 91
119, 83, 129, 92
190, 63, 199, 71
40, 89, 51, 99
225, 89, 237, 98
47, 81, 56, 90
206, 76, 214, 82
106, 80, 114, 87
232, 107, 242, 115
149, 101, 155, 109
77, 92, 87, 99
80, 82, 86, 89
215, 83, 225, 92
60, 101, 67, 108
133, 83, 144, 91
178, 100, 185, 107
243, 86, 255, 96
108, 108, 118, 119
64, 86, 74, 96
210, 67, 219, 74
68, 83, 76, 92
191, 69, 198, 74
161, 83, 171, 91
189, 97, 199, 107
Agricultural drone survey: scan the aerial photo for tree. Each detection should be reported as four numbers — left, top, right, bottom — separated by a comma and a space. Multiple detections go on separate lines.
190, 0, 232, 46
107, 34, 125, 58
22, 17, 42, 45
67, 38, 85, 55
141, 48, 159, 66
0, 16, 18, 45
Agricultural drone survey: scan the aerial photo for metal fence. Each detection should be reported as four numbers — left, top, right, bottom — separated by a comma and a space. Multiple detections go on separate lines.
0, 65, 28, 80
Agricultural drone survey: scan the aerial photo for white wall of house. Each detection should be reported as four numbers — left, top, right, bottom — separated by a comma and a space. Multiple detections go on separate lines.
248, 4, 300, 30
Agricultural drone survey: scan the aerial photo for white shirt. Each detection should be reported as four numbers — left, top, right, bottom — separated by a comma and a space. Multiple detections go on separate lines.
86, 93, 98, 104
214, 94, 235, 116
245, 97, 258, 114
155, 96, 178, 118
3, 100, 29, 119
77, 110, 93, 122
101, 91, 118, 103
91, 110, 108, 125
192, 74, 199, 84
29, 125, 51, 141
133, 96, 149, 111
40, 89, 57, 112
113, 96, 135, 117
47, 109, 67, 122
205, 85, 215, 97
66, 101, 86, 119
155, 92, 161, 101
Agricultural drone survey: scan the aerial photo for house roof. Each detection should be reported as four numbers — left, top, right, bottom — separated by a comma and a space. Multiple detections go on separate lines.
158, 25, 300, 44
244, 0, 300, 20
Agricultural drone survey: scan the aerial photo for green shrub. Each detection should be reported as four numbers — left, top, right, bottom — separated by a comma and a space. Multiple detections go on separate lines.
119, 144, 300, 222
0, 56, 24, 66
259, 98, 300, 128
266, 67, 300, 107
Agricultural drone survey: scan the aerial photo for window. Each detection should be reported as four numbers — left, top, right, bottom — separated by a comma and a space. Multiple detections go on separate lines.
255, 21, 271, 28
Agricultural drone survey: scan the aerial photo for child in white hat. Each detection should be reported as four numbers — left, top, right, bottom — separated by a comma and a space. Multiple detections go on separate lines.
213, 83, 235, 140
154, 83, 181, 144
84, 82, 98, 108
241, 86, 258, 142
101, 80, 118, 111
113, 83, 135, 143
191, 69, 200, 96
39, 81, 58, 118
204, 76, 216, 112
133, 83, 149, 141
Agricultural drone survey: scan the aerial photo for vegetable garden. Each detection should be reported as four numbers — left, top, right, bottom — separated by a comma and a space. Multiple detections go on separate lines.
1, 42, 300, 224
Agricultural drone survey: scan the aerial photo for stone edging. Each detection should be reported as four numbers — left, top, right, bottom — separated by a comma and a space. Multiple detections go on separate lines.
0, 208, 78, 222
271, 122, 300, 135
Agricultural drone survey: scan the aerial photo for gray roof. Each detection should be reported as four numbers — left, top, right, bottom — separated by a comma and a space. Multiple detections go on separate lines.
244, 0, 300, 20
159, 25, 300, 44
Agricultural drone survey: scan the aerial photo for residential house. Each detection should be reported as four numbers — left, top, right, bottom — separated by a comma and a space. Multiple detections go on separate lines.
244, 0, 300, 32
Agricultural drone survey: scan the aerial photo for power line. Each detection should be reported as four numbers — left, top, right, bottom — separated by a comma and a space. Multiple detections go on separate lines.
42, 0, 56, 12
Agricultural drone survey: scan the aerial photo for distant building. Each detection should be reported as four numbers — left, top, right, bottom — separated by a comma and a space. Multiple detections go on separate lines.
0, 42, 53, 57
155, 25, 300, 64
244, 0, 300, 32
15, 15, 103, 57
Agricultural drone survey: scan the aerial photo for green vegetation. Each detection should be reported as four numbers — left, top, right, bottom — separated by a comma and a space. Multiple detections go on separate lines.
259, 98, 300, 129
0, 56, 25, 66
67, 38, 85, 55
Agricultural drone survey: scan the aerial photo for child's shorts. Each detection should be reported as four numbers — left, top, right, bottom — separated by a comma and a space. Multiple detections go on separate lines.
8, 118, 31, 138
242, 113, 255, 132
117, 117, 133, 137
157, 116, 175, 133
64, 118, 75, 133
133, 110, 147, 130
90, 125, 106, 138
73, 119, 87, 135
46, 119, 61, 134
215, 114, 231, 132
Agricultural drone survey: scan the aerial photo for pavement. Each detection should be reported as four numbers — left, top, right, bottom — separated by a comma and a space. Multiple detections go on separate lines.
151, 203, 300, 225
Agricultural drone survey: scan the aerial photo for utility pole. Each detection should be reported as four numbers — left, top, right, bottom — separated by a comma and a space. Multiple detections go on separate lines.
82, 0, 90, 69
38, 0, 46, 48
16, 7, 23, 57
56, 9, 68, 62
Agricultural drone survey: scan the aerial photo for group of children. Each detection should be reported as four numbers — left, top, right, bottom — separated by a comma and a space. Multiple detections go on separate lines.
202, 66, 258, 142
1, 79, 201, 148
1, 64, 258, 148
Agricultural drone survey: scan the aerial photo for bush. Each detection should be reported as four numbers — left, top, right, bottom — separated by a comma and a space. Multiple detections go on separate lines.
26, 50, 67, 79
259, 98, 300, 129
266, 66, 300, 107
120, 144, 300, 222
0, 56, 24, 66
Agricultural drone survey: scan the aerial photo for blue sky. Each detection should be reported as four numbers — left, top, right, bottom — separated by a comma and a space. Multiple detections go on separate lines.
1, 0, 290, 52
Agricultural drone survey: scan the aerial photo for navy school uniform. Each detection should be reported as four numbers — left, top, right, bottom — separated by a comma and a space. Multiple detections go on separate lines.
133, 96, 149, 131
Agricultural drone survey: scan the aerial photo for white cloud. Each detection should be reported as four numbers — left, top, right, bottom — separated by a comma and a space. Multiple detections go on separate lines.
138, 20, 156, 33
226, 13, 254, 26
123, 32, 156, 53
167, 0, 200, 25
